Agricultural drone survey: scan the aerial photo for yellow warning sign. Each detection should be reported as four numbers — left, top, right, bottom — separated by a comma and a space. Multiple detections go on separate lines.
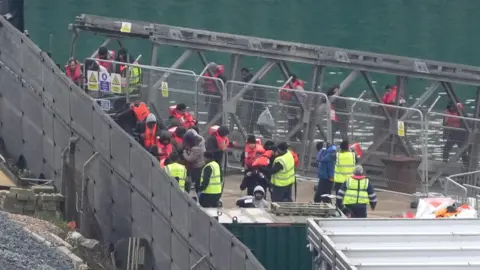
87, 71, 99, 91
161, 81, 169, 97
398, 121, 405, 137
120, 22, 132, 33
110, 73, 122, 94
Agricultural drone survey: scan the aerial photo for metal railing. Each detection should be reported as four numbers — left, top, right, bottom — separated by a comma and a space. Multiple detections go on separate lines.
445, 170, 480, 209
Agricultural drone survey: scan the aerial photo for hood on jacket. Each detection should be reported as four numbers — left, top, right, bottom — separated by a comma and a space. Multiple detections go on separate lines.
184, 129, 205, 150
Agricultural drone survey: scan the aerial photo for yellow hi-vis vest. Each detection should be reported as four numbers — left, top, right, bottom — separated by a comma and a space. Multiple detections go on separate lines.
165, 162, 187, 191
334, 151, 356, 183
271, 151, 295, 187
343, 177, 370, 205
200, 161, 222, 194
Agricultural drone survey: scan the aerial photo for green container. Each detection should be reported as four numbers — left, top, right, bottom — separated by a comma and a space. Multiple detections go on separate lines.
225, 223, 311, 270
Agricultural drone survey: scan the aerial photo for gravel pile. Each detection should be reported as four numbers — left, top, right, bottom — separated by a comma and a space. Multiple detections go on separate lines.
7, 213, 66, 246
0, 212, 74, 269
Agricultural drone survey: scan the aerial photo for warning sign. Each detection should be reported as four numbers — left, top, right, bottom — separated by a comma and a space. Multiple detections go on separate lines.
87, 71, 99, 91
120, 22, 132, 33
96, 99, 111, 111
398, 121, 405, 137
99, 71, 111, 92
161, 81, 169, 97
110, 73, 122, 94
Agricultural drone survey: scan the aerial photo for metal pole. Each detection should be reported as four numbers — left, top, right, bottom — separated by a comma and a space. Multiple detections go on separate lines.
64, 136, 80, 223
79, 152, 99, 238
349, 90, 367, 140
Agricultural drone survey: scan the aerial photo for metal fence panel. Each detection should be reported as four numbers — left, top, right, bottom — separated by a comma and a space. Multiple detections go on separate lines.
130, 143, 153, 198
91, 158, 113, 243
151, 211, 172, 270
111, 172, 132, 241
109, 126, 131, 180
189, 206, 211, 255
151, 166, 172, 219
42, 67, 72, 120
195, 77, 225, 129
131, 191, 152, 240
171, 231, 191, 270
70, 90, 94, 141
170, 183, 191, 239
42, 106, 55, 169
210, 225, 233, 268
92, 109, 111, 159
22, 118, 44, 175
231, 238, 247, 270
0, 100, 23, 159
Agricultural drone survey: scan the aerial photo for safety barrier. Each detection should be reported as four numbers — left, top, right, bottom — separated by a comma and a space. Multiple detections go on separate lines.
445, 171, 480, 209
0, 16, 264, 270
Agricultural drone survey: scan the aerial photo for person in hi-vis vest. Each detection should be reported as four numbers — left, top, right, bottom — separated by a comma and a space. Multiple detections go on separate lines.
198, 151, 222, 207
334, 140, 358, 195
164, 153, 189, 193
269, 142, 295, 202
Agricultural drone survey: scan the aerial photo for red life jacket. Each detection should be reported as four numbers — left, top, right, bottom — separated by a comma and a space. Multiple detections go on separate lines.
208, 125, 231, 150
349, 143, 363, 158
280, 79, 305, 101
131, 102, 150, 122
244, 142, 266, 168
97, 50, 115, 71
65, 63, 82, 83
330, 104, 338, 121
203, 65, 224, 93
252, 150, 273, 167
290, 150, 300, 168
168, 105, 196, 129
143, 124, 157, 148
157, 141, 173, 159
168, 127, 183, 145
208, 125, 219, 135
159, 158, 166, 168
444, 110, 461, 128
382, 86, 398, 105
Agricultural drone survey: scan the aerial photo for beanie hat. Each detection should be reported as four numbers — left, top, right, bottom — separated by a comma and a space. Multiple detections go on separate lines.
217, 126, 230, 137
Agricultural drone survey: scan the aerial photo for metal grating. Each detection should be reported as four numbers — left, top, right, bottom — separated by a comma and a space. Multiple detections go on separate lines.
307, 218, 480, 270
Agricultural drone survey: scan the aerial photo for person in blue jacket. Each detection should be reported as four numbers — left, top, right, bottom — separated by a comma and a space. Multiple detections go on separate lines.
314, 142, 337, 203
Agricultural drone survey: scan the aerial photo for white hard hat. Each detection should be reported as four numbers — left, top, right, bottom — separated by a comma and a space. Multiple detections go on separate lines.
146, 113, 157, 123
253, 185, 265, 194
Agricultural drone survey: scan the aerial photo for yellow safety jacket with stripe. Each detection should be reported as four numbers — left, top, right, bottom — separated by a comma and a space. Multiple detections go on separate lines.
334, 151, 356, 184
200, 161, 222, 194
271, 151, 295, 187
165, 162, 187, 191
343, 177, 370, 205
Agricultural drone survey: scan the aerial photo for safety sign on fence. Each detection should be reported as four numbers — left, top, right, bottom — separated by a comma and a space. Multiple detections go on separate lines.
398, 120, 405, 137
99, 71, 111, 92
87, 71, 99, 91
96, 99, 111, 111
111, 73, 122, 94
161, 81, 169, 97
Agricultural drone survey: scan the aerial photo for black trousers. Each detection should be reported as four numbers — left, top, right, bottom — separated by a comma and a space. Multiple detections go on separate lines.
199, 193, 221, 208
189, 167, 203, 193
334, 183, 343, 196
345, 204, 367, 218
314, 180, 333, 203
443, 139, 469, 165
206, 96, 222, 125
271, 184, 293, 202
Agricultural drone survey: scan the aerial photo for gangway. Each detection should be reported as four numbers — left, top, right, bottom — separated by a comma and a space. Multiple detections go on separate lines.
70, 14, 480, 186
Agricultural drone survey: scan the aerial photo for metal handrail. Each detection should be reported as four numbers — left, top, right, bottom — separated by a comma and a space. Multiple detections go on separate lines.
349, 90, 367, 140
444, 176, 468, 198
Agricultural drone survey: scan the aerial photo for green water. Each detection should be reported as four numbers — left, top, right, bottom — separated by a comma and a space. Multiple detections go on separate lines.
25, 0, 480, 107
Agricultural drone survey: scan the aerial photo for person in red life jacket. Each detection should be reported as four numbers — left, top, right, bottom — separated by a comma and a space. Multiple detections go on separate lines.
252, 141, 277, 199
168, 103, 197, 129
168, 126, 186, 154
139, 114, 161, 155
442, 102, 469, 165
280, 74, 305, 141
206, 125, 234, 171
326, 85, 349, 141
64, 58, 83, 86
156, 131, 173, 161
97, 46, 115, 72
349, 142, 363, 159
289, 148, 300, 168
240, 136, 266, 196
201, 63, 226, 125
381, 85, 406, 106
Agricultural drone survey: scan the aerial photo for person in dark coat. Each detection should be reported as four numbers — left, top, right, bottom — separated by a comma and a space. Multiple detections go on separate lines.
314, 142, 336, 203
205, 125, 232, 168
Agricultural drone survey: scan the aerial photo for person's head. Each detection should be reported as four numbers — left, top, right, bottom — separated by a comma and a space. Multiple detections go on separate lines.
276, 142, 289, 155
146, 113, 157, 128
241, 68, 251, 81
191, 126, 200, 133
85, 59, 99, 71
316, 141, 324, 151
159, 131, 171, 145
340, 139, 349, 151
217, 126, 230, 137
168, 152, 179, 163
247, 135, 257, 149
98, 46, 109, 59
204, 151, 214, 162
326, 85, 340, 97
253, 185, 265, 200
291, 74, 297, 83
117, 48, 128, 62
208, 62, 218, 73
353, 165, 364, 176
68, 58, 77, 70
176, 103, 187, 113
264, 140, 275, 151
385, 84, 394, 92
183, 132, 197, 148
175, 127, 187, 139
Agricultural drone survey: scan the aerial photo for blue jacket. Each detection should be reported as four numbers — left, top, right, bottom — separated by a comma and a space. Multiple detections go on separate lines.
317, 145, 336, 180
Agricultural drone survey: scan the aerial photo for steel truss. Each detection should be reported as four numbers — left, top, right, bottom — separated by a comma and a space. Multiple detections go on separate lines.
70, 14, 480, 183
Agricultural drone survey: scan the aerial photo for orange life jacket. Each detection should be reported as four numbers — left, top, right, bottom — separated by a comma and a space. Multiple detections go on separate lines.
97, 50, 115, 71
157, 141, 173, 160
208, 125, 219, 135
290, 150, 300, 168
203, 65, 224, 93
208, 125, 230, 150
168, 127, 183, 146
143, 125, 157, 148
252, 150, 273, 167
168, 105, 196, 129
280, 79, 305, 101
159, 158, 166, 168
244, 142, 265, 168
65, 63, 82, 83
131, 102, 150, 122
349, 143, 363, 158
